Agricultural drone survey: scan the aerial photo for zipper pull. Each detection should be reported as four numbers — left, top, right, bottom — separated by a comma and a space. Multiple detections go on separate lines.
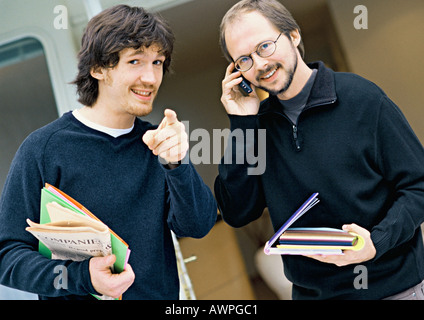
293, 125, 301, 151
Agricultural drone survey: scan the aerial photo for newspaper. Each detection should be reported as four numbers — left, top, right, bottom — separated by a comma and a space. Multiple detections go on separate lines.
26, 201, 112, 260
26, 201, 114, 299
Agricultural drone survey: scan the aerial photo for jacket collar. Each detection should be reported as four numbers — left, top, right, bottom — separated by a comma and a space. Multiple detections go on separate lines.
259, 61, 337, 114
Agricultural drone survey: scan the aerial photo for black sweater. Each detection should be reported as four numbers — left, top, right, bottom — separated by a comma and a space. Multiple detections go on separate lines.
0, 112, 217, 299
215, 61, 424, 299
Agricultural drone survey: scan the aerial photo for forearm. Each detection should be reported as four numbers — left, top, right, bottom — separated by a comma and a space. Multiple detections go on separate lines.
165, 161, 217, 238
214, 114, 266, 227
0, 242, 95, 297
0, 148, 96, 298
371, 188, 424, 259
371, 96, 424, 259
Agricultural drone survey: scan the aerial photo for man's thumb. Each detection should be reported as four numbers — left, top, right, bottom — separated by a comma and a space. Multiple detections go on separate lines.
142, 130, 155, 147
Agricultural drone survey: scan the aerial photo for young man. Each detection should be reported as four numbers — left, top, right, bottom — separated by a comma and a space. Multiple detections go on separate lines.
215, 0, 424, 299
0, 5, 217, 300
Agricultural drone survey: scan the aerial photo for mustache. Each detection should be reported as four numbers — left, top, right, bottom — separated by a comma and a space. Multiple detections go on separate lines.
255, 63, 283, 82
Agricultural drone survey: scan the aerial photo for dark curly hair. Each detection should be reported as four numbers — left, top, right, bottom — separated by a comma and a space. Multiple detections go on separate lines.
72, 5, 175, 106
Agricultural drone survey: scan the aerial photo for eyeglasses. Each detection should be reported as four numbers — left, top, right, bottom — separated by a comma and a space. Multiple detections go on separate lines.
234, 32, 283, 72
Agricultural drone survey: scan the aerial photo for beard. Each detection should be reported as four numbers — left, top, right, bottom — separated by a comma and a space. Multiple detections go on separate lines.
256, 50, 298, 97
127, 86, 157, 117
127, 102, 154, 118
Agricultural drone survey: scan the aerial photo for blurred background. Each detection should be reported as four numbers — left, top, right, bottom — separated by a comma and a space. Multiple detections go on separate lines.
0, 0, 423, 300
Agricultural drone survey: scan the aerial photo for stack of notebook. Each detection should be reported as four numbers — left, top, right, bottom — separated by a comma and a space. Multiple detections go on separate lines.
264, 193, 364, 255
276, 227, 364, 255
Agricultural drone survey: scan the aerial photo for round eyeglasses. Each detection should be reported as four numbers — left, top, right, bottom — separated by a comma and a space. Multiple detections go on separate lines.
234, 32, 283, 72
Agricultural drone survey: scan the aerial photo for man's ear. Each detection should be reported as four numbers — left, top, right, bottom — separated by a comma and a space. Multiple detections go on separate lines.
90, 66, 105, 80
290, 29, 301, 48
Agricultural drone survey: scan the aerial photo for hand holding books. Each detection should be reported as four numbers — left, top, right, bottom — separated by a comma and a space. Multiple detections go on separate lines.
89, 255, 135, 299
305, 223, 376, 267
26, 184, 133, 299
264, 193, 375, 265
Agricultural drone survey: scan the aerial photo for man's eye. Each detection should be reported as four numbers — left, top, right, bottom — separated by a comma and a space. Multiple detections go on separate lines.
260, 43, 270, 50
129, 60, 139, 65
239, 57, 250, 64
153, 60, 164, 66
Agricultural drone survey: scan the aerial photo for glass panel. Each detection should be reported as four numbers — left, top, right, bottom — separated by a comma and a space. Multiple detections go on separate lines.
0, 37, 58, 193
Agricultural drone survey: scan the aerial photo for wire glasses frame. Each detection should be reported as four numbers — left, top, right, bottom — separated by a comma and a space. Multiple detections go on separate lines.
234, 32, 283, 72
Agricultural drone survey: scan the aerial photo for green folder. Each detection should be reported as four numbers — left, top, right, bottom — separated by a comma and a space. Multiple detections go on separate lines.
39, 184, 130, 273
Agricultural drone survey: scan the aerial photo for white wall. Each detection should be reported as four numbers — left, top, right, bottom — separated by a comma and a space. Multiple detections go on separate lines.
327, 0, 424, 142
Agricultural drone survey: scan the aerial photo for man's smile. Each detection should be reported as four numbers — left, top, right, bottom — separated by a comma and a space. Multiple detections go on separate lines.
131, 88, 153, 100
261, 67, 277, 80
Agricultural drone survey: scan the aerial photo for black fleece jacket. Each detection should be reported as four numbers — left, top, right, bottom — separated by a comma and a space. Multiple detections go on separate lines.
215, 61, 424, 299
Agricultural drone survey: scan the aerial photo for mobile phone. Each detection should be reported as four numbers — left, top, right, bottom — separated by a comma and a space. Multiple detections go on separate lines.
233, 69, 253, 96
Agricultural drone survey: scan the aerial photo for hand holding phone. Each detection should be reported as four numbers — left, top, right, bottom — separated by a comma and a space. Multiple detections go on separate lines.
232, 69, 253, 96
221, 63, 260, 116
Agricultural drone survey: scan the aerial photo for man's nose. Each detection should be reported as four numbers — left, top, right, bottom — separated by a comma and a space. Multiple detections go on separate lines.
139, 66, 157, 84
251, 52, 269, 71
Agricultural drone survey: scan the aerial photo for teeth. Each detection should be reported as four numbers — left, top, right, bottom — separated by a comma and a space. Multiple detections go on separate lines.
263, 68, 277, 79
132, 89, 151, 96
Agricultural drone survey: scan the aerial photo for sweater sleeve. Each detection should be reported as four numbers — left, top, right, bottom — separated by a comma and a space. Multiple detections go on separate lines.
0, 135, 96, 298
371, 95, 424, 259
163, 157, 217, 238
214, 115, 266, 228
